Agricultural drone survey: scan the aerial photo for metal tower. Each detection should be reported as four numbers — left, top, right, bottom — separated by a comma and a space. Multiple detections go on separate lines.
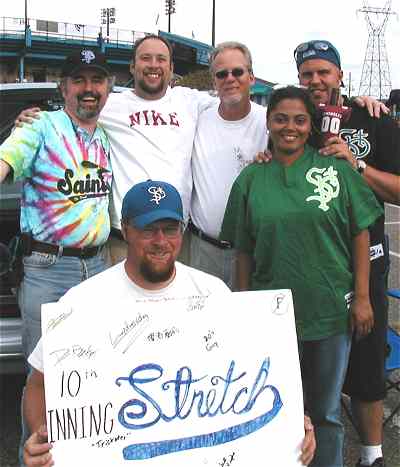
358, 1, 397, 99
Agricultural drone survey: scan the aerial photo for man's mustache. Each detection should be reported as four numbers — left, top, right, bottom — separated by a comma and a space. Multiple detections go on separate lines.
77, 92, 100, 101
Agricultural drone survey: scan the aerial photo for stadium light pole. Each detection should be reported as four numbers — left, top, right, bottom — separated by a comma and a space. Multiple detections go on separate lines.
24, 0, 28, 31
21, 0, 29, 81
165, 0, 176, 33
101, 7, 116, 42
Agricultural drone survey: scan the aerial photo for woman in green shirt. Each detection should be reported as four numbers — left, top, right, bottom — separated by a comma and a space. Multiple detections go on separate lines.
221, 86, 382, 467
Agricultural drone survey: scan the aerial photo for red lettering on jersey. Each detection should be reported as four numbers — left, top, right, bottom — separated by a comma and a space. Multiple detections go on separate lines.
151, 111, 168, 126
129, 111, 179, 127
143, 110, 150, 125
129, 112, 140, 126
169, 112, 179, 127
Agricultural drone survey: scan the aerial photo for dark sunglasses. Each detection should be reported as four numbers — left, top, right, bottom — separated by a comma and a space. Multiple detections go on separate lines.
214, 67, 247, 80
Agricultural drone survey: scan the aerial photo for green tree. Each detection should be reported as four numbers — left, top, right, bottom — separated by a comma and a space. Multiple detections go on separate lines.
175, 69, 214, 91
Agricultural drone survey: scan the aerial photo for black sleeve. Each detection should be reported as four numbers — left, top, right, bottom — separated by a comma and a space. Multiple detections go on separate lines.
374, 115, 400, 175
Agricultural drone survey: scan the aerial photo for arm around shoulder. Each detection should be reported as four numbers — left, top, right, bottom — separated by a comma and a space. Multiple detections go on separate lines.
361, 114, 400, 205
362, 164, 400, 205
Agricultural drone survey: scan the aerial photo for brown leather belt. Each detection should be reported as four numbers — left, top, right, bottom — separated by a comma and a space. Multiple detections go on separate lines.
188, 221, 232, 250
31, 240, 102, 259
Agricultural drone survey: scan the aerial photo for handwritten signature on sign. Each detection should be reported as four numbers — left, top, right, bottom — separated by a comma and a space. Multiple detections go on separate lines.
219, 452, 236, 467
203, 329, 219, 352
147, 326, 180, 343
187, 295, 207, 312
109, 313, 149, 354
50, 344, 96, 366
46, 308, 73, 333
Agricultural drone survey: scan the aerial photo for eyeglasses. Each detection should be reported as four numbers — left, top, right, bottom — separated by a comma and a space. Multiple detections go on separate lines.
294, 40, 341, 66
139, 223, 183, 239
214, 68, 247, 80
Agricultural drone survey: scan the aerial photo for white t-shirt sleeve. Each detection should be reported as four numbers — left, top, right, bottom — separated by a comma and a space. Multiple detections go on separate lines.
177, 262, 232, 294
178, 86, 218, 115
28, 338, 44, 373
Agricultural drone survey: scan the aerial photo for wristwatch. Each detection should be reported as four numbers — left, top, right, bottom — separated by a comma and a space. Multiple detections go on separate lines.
356, 159, 367, 174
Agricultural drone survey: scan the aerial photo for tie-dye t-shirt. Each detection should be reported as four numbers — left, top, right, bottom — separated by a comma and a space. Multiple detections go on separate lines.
0, 110, 112, 247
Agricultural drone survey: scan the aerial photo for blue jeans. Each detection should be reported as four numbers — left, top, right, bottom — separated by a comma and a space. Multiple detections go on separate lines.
18, 250, 108, 360
18, 249, 108, 466
300, 333, 351, 467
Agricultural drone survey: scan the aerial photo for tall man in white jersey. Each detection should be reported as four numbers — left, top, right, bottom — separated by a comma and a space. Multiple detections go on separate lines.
189, 42, 268, 288
22, 180, 316, 467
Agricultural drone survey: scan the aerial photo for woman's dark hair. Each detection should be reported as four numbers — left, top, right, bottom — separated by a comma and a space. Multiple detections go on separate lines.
267, 85, 316, 121
266, 86, 317, 151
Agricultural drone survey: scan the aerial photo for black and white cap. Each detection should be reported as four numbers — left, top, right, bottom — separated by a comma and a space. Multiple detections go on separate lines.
61, 48, 110, 77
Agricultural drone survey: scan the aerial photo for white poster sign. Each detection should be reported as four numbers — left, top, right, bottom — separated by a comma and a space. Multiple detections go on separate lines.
41, 290, 304, 466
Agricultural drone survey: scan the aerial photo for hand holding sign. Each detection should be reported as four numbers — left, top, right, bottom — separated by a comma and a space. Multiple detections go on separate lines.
23, 424, 54, 467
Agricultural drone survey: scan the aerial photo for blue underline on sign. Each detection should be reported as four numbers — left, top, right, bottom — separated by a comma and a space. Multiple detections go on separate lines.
122, 388, 282, 460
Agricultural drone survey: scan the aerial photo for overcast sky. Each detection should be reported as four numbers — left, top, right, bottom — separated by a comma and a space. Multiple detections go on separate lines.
3, 0, 400, 95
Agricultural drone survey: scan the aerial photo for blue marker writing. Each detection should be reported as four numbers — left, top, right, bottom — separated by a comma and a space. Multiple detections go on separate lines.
116, 358, 282, 459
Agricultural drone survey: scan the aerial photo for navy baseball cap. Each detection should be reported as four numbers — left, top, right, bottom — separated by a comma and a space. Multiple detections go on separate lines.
61, 48, 110, 77
294, 40, 341, 70
121, 180, 183, 229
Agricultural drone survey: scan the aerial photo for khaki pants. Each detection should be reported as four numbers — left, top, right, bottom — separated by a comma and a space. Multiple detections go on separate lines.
189, 232, 235, 289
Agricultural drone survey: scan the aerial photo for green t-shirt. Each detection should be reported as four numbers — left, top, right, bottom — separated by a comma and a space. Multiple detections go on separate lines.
220, 145, 383, 340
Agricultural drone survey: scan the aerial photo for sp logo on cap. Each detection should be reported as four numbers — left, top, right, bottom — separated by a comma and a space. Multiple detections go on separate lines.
148, 186, 166, 205
81, 50, 96, 64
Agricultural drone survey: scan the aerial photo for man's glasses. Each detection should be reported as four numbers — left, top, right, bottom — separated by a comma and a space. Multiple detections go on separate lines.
214, 68, 247, 80
139, 223, 183, 239
294, 40, 341, 66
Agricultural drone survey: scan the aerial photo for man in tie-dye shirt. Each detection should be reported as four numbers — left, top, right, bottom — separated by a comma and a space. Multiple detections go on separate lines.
0, 48, 114, 361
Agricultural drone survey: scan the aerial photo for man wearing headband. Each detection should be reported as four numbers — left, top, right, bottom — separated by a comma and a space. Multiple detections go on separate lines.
295, 39, 400, 467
